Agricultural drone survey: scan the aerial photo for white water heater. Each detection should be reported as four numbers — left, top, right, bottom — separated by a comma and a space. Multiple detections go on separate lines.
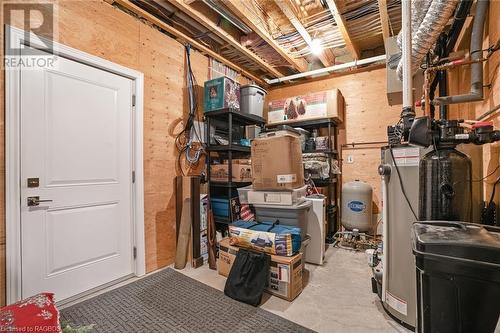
341, 180, 373, 232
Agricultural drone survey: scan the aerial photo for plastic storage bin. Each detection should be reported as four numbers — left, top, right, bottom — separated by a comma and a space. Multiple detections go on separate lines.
240, 84, 266, 117
237, 186, 252, 204
211, 196, 239, 219
211, 198, 230, 218
253, 200, 312, 239
248, 185, 307, 206
412, 221, 500, 333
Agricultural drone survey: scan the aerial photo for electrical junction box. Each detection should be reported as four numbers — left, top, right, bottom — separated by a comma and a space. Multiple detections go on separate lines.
385, 36, 423, 106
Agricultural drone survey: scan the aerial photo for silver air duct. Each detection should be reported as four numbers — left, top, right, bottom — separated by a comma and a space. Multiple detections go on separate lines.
397, 0, 459, 79
433, 0, 489, 105
396, 0, 433, 48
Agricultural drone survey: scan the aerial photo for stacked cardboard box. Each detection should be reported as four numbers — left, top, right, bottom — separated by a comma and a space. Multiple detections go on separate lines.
218, 238, 303, 301
251, 131, 304, 191
267, 89, 345, 125
210, 159, 252, 182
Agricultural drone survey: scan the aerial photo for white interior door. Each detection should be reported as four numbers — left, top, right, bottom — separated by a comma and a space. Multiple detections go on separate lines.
20, 47, 135, 301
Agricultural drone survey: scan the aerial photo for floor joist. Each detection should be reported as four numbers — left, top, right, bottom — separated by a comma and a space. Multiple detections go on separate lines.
165, 0, 284, 78
324, 0, 361, 60
223, 0, 308, 73
106, 0, 266, 85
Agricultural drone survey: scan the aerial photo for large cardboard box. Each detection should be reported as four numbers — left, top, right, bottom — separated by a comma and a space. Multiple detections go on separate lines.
267, 89, 345, 125
251, 131, 304, 190
218, 238, 303, 301
211, 159, 252, 182
204, 76, 240, 112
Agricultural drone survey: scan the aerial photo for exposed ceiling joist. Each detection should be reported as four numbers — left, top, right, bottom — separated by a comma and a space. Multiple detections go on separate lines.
223, 0, 309, 73
163, 0, 284, 78
275, 0, 332, 67
324, 0, 361, 60
106, 0, 266, 85
377, 0, 391, 48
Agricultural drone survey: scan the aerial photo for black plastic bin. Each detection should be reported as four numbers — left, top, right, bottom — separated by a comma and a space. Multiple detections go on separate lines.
412, 221, 500, 333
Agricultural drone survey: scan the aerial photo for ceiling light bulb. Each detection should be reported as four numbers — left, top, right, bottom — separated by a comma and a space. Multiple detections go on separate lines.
311, 39, 322, 55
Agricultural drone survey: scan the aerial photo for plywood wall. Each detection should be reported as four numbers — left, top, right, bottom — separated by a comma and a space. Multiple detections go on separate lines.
0, 0, 212, 305
267, 1, 499, 217
448, 0, 500, 208
267, 67, 402, 210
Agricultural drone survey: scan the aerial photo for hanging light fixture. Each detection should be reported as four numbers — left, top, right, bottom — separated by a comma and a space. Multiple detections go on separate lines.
310, 38, 323, 55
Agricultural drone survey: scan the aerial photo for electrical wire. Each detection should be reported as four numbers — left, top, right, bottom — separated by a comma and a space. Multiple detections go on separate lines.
176, 44, 206, 175
471, 164, 500, 182
389, 145, 419, 220
452, 164, 500, 187
488, 177, 500, 205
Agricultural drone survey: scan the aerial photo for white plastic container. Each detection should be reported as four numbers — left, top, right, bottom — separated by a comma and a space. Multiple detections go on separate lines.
248, 185, 307, 206
237, 185, 252, 204
240, 84, 267, 117
341, 180, 373, 232
253, 200, 312, 239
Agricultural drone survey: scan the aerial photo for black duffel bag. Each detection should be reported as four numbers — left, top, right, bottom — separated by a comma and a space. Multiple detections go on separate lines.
224, 248, 271, 306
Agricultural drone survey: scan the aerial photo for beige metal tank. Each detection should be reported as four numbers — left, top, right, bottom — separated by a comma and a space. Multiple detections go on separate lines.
341, 180, 373, 232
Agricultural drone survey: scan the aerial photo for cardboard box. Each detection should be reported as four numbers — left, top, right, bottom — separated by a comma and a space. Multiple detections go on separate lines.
204, 76, 240, 112
267, 89, 345, 125
251, 131, 304, 190
211, 159, 252, 182
218, 238, 303, 301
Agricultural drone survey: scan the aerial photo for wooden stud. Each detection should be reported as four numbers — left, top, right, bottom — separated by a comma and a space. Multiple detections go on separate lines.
377, 0, 391, 48
224, 0, 308, 73
324, 0, 361, 60
165, 0, 284, 78
275, 0, 332, 67
109, 0, 266, 85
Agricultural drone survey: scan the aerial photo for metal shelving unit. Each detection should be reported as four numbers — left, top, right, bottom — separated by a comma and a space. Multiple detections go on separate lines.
266, 118, 340, 241
205, 108, 265, 227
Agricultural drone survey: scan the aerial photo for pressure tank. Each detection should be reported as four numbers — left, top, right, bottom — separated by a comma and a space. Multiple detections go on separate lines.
419, 147, 472, 221
342, 180, 373, 232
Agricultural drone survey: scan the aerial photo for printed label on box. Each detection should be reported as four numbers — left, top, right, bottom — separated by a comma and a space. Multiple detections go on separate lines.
264, 193, 282, 203
268, 91, 328, 123
277, 174, 297, 184
269, 266, 288, 297
279, 264, 289, 283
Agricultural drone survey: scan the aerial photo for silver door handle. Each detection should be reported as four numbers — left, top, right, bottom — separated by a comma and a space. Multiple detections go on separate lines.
27, 196, 53, 207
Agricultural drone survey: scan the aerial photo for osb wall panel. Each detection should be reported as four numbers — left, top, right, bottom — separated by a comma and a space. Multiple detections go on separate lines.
448, 0, 499, 209
267, 68, 402, 210
0, 0, 211, 305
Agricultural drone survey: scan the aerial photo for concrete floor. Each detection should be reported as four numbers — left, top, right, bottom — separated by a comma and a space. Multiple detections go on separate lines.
181, 245, 411, 333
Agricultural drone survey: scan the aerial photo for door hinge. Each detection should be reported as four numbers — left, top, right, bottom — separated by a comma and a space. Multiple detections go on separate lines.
133, 246, 137, 260
132, 94, 136, 107
132, 171, 136, 183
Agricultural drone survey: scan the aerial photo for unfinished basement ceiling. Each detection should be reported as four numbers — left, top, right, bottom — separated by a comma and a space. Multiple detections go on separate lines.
126, 0, 402, 80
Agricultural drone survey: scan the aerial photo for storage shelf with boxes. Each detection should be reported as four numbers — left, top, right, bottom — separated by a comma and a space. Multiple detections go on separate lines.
266, 115, 342, 241
203, 78, 336, 305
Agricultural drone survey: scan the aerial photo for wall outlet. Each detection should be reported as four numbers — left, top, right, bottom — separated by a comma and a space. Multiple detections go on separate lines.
347, 155, 354, 164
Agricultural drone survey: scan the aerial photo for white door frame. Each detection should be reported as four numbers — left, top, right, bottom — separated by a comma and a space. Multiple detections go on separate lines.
5, 25, 146, 304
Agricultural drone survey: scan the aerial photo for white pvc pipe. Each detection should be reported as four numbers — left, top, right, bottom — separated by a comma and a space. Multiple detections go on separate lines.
265, 54, 387, 84
381, 176, 388, 303
401, 0, 412, 107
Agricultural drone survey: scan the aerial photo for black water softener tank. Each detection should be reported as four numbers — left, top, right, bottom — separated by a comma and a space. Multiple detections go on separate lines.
419, 147, 472, 221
